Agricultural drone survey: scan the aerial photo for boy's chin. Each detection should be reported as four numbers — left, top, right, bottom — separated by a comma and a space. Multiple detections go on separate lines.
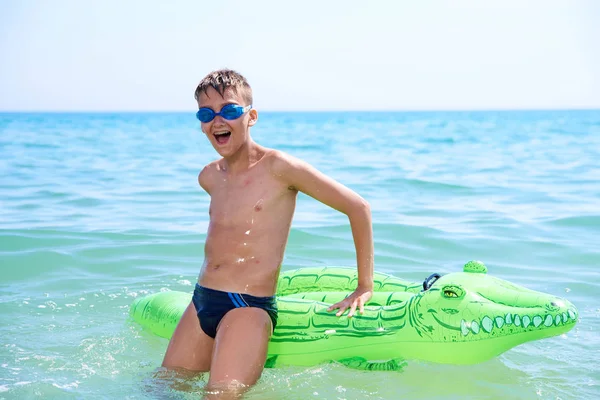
214, 145, 235, 158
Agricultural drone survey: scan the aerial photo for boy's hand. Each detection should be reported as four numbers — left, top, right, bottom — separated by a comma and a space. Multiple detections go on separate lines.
327, 286, 373, 317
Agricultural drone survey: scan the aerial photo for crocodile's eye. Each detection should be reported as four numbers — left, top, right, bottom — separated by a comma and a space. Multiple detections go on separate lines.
441, 285, 464, 299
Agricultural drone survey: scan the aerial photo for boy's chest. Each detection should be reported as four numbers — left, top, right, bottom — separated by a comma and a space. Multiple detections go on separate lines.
208, 174, 285, 222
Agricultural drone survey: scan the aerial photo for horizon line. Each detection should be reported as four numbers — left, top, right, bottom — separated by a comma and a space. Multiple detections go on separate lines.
1, 107, 600, 114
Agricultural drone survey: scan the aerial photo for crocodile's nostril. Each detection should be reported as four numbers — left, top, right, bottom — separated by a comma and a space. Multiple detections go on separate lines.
550, 300, 563, 308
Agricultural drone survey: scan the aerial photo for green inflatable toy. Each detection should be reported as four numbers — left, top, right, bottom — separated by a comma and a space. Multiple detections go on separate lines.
130, 261, 578, 370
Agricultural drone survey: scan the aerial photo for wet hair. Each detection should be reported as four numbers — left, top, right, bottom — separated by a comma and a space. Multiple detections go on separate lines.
194, 69, 253, 105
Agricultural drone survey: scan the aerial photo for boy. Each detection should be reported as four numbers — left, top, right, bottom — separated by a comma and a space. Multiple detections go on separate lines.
161, 69, 374, 397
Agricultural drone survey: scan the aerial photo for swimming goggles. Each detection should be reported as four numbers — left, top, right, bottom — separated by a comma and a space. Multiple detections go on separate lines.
196, 104, 252, 123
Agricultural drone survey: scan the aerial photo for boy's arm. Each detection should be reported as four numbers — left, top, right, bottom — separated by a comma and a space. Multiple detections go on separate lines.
198, 164, 214, 194
273, 152, 374, 317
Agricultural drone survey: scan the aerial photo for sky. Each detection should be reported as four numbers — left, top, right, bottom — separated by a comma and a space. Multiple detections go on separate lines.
0, 0, 599, 112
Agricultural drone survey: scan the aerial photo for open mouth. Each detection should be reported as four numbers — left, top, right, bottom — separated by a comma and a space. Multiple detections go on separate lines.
214, 131, 231, 145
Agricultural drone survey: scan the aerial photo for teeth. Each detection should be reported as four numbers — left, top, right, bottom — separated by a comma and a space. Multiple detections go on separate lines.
459, 310, 577, 336
481, 316, 493, 333
461, 320, 469, 336
495, 316, 504, 328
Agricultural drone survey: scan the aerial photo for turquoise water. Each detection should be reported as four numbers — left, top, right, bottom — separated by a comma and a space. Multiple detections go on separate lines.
1, 110, 599, 399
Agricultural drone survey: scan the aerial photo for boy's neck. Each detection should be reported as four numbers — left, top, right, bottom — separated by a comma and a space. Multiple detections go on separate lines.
222, 140, 265, 175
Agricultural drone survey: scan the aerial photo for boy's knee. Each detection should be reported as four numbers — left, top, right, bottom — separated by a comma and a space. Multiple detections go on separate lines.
204, 379, 250, 399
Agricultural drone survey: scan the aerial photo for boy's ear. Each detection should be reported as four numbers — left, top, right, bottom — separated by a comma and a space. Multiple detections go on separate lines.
248, 109, 258, 126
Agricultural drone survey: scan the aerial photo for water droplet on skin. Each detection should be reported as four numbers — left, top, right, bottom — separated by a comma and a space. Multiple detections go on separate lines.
245, 230, 250, 235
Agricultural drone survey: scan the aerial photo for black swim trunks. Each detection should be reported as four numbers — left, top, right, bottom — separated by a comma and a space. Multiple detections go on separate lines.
191, 284, 278, 338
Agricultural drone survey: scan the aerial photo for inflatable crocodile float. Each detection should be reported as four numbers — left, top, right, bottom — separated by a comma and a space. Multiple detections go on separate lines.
130, 261, 578, 369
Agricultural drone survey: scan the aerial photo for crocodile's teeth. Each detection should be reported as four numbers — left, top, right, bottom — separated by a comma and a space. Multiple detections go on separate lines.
481, 316, 493, 333
495, 316, 505, 328
461, 320, 469, 336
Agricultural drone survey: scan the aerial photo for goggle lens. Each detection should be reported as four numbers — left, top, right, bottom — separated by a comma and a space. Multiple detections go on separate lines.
196, 104, 251, 123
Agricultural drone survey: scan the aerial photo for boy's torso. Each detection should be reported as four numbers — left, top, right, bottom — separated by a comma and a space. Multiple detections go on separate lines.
198, 151, 297, 296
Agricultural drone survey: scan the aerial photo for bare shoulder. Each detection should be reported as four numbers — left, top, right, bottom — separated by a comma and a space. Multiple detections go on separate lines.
265, 149, 368, 216
198, 159, 223, 194
266, 149, 331, 191
264, 150, 303, 188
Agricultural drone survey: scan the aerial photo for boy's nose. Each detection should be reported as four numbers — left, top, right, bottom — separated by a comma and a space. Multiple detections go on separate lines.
213, 114, 227, 124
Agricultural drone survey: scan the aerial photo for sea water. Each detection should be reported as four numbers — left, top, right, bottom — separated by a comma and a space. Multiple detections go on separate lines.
1, 110, 599, 399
